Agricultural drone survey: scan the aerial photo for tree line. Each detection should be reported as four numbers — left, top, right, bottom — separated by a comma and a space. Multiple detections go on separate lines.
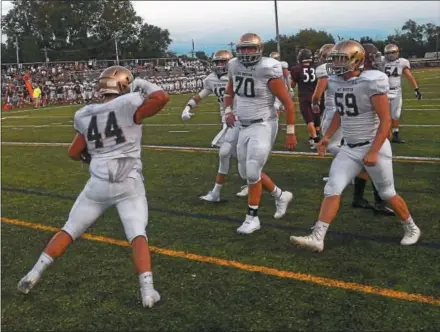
1, 0, 439, 66
261, 20, 439, 66
1, 0, 172, 64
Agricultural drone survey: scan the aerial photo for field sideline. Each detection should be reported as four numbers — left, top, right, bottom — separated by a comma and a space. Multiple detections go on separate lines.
1, 67, 440, 331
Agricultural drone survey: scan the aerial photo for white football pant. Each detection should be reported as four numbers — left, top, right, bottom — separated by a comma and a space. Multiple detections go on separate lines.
62, 172, 148, 243
389, 95, 402, 120
324, 139, 396, 200
237, 118, 278, 184
321, 109, 343, 156
217, 124, 240, 175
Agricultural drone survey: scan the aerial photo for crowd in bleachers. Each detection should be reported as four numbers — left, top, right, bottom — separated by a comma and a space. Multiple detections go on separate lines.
1, 57, 213, 110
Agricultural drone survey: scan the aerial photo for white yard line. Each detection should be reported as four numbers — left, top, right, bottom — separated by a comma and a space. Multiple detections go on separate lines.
3, 123, 440, 129
2, 141, 439, 162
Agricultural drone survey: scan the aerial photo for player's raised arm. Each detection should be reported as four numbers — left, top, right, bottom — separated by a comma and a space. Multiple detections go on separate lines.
268, 77, 297, 150
133, 78, 169, 124
402, 67, 422, 100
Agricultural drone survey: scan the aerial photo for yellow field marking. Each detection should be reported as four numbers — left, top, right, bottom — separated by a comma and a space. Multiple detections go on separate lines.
2, 217, 440, 306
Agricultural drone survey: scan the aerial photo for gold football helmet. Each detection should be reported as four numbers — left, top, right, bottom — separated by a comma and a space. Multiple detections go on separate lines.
98, 65, 133, 95
212, 49, 233, 75
270, 51, 281, 61
236, 33, 263, 65
318, 44, 335, 64
327, 40, 365, 76
384, 43, 399, 61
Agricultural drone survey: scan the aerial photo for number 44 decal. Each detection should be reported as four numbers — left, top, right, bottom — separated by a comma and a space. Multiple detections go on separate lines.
87, 111, 126, 148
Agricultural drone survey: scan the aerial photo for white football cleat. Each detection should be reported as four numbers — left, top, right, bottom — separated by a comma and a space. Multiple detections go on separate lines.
309, 139, 317, 150
141, 287, 161, 308
401, 222, 421, 245
236, 185, 249, 197
17, 270, 41, 294
236, 215, 261, 235
274, 191, 293, 219
290, 234, 324, 252
199, 191, 220, 202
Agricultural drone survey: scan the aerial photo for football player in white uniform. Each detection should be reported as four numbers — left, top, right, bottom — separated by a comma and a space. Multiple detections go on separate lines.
17, 66, 169, 308
224, 33, 296, 235
383, 43, 422, 143
181, 50, 246, 201
269, 51, 294, 130
290, 41, 420, 252
311, 44, 340, 155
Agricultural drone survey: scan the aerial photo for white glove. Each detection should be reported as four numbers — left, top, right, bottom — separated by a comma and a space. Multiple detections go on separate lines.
289, 88, 295, 99
181, 106, 194, 121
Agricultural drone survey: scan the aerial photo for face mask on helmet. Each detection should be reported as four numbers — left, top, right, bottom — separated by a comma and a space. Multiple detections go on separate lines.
213, 59, 228, 75
385, 50, 399, 61
236, 46, 262, 66
326, 52, 362, 76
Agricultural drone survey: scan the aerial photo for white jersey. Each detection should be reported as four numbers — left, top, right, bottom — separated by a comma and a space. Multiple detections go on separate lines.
74, 84, 160, 181
383, 58, 410, 98
228, 57, 282, 121
316, 63, 336, 113
202, 72, 229, 121
327, 70, 389, 145
280, 61, 289, 70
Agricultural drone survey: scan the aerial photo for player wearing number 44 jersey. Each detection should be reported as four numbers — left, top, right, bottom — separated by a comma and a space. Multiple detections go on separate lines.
17, 66, 169, 309
383, 43, 422, 143
290, 41, 421, 252
181, 50, 249, 201
224, 33, 296, 235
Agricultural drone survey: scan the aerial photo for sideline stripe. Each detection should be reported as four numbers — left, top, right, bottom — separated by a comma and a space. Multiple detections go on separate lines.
2, 142, 440, 164
2, 217, 439, 307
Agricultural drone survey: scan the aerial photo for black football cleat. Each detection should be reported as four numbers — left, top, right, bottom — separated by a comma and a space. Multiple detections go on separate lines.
373, 202, 396, 216
391, 132, 405, 143
352, 198, 374, 210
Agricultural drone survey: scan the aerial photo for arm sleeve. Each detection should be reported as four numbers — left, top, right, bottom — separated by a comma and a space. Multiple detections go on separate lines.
73, 111, 84, 134
315, 64, 328, 79
132, 77, 163, 96
261, 61, 283, 84
402, 58, 411, 69
367, 74, 389, 98
198, 88, 212, 99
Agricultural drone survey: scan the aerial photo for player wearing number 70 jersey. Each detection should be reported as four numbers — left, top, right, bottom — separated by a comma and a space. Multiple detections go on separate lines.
17, 66, 169, 309
181, 49, 248, 201
225, 32, 296, 235
290, 40, 420, 252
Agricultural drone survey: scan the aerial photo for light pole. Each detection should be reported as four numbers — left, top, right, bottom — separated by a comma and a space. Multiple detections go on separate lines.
274, 0, 281, 55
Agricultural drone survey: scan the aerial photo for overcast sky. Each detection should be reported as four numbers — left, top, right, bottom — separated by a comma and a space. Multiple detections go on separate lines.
2, 1, 439, 55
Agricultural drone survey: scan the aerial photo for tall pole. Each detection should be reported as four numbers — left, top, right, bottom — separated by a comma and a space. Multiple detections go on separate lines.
15, 36, 20, 67
42, 46, 48, 62
115, 38, 120, 65
436, 30, 439, 60
274, 0, 281, 55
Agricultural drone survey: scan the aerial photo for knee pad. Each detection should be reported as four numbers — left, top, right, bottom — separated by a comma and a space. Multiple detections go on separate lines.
376, 183, 397, 201
323, 179, 343, 197
390, 98, 402, 120
218, 143, 232, 174
246, 160, 262, 184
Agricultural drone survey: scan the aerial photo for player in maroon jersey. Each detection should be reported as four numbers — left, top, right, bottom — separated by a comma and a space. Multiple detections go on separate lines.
290, 48, 321, 150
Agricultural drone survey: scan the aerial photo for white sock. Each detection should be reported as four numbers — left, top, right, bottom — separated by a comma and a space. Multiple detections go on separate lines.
139, 271, 154, 289
392, 128, 399, 133
315, 221, 330, 239
212, 183, 223, 196
270, 186, 282, 199
402, 215, 415, 225
32, 252, 53, 275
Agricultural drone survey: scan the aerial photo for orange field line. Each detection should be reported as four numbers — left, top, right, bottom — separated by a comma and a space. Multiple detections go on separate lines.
2, 217, 440, 307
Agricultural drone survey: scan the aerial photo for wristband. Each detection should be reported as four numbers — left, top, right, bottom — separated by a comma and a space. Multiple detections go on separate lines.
224, 94, 232, 98
225, 106, 232, 114
286, 125, 295, 134
187, 99, 197, 109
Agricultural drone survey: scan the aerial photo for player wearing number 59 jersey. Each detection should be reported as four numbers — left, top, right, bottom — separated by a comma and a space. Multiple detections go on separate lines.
291, 48, 321, 150
18, 66, 169, 309
290, 40, 420, 252
383, 43, 422, 143
181, 50, 246, 202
